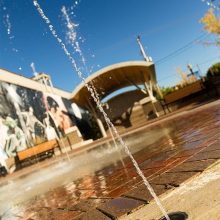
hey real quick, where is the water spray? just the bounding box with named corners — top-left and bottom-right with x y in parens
top-left (33, 1), bottom-right (170, 219)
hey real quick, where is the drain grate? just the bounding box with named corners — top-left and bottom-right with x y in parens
top-left (159, 211), bottom-right (188, 220)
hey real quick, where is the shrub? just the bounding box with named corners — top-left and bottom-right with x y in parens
top-left (160, 86), bottom-right (176, 97)
top-left (207, 62), bottom-right (220, 79)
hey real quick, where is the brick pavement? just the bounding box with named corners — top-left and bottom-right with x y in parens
top-left (2, 101), bottom-right (220, 219)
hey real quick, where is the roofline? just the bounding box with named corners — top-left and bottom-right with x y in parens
top-left (0, 68), bottom-right (72, 99)
top-left (71, 60), bottom-right (154, 98)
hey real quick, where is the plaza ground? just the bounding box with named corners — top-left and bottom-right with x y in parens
top-left (0, 98), bottom-right (220, 220)
top-left (127, 160), bottom-right (220, 220)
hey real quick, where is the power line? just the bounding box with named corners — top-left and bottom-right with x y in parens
top-left (197, 55), bottom-right (220, 65)
top-left (155, 33), bottom-right (208, 65)
top-left (157, 74), bottom-right (178, 82)
top-left (157, 56), bottom-right (220, 83)
top-left (154, 1), bottom-right (219, 66)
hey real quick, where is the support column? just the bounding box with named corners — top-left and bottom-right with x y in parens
top-left (86, 99), bottom-right (107, 138)
top-left (155, 84), bottom-right (163, 99)
top-left (137, 35), bottom-right (159, 117)
top-left (150, 101), bottom-right (159, 117)
top-left (96, 118), bottom-right (107, 138)
top-left (142, 73), bottom-right (159, 117)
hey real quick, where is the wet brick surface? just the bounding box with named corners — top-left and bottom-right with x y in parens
top-left (69, 198), bottom-right (111, 212)
top-left (1, 102), bottom-right (220, 219)
top-left (75, 209), bottom-right (111, 220)
top-left (98, 197), bottom-right (145, 219)
top-left (123, 183), bottom-right (168, 202)
top-left (168, 159), bottom-right (215, 172)
top-left (187, 149), bottom-right (220, 161)
top-left (150, 171), bottom-right (199, 186)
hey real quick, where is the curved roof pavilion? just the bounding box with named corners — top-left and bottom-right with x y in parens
top-left (70, 60), bottom-right (158, 109)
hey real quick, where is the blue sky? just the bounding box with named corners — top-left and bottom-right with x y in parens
top-left (0, 0), bottom-right (219, 92)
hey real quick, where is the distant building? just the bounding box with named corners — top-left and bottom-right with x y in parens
top-left (0, 60), bottom-right (162, 171)
top-left (71, 60), bottom-right (161, 137)
top-left (0, 68), bottom-right (84, 164)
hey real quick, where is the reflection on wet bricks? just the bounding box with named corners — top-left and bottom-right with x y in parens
top-left (1, 101), bottom-right (220, 219)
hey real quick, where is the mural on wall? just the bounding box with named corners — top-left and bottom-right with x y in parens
top-left (0, 81), bottom-right (77, 163)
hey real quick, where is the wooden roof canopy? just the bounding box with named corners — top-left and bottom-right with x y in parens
top-left (70, 61), bottom-right (157, 108)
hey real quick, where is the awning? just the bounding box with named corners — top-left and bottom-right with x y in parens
top-left (70, 61), bottom-right (157, 108)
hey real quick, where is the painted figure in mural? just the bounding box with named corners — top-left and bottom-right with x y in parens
top-left (54, 106), bottom-right (66, 135)
top-left (46, 99), bottom-right (70, 138)
top-left (21, 106), bottom-right (45, 145)
top-left (47, 105), bottom-right (63, 138)
top-left (43, 113), bottom-right (58, 141)
top-left (1, 83), bottom-right (33, 146)
top-left (46, 95), bottom-right (72, 137)
top-left (0, 117), bottom-right (8, 149)
top-left (0, 117), bottom-right (9, 169)
top-left (4, 116), bottom-right (27, 157)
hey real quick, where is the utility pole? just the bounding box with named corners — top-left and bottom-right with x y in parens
top-left (137, 35), bottom-right (152, 62)
top-left (136, 35), bottom-right (159, 117)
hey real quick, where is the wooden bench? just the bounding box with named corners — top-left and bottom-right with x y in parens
top-left (162, 80), bottom-right (204, 112)
top-left (17, 139), bottom-right (59, 162)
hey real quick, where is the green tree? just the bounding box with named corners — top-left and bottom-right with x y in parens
top-left (206, 62), bottom-right (220, 78)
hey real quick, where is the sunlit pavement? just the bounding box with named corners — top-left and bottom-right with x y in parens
top-left (0, 99), bottom-right (220, 219)
top-left (127, 160), bottom-right (220, 220)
